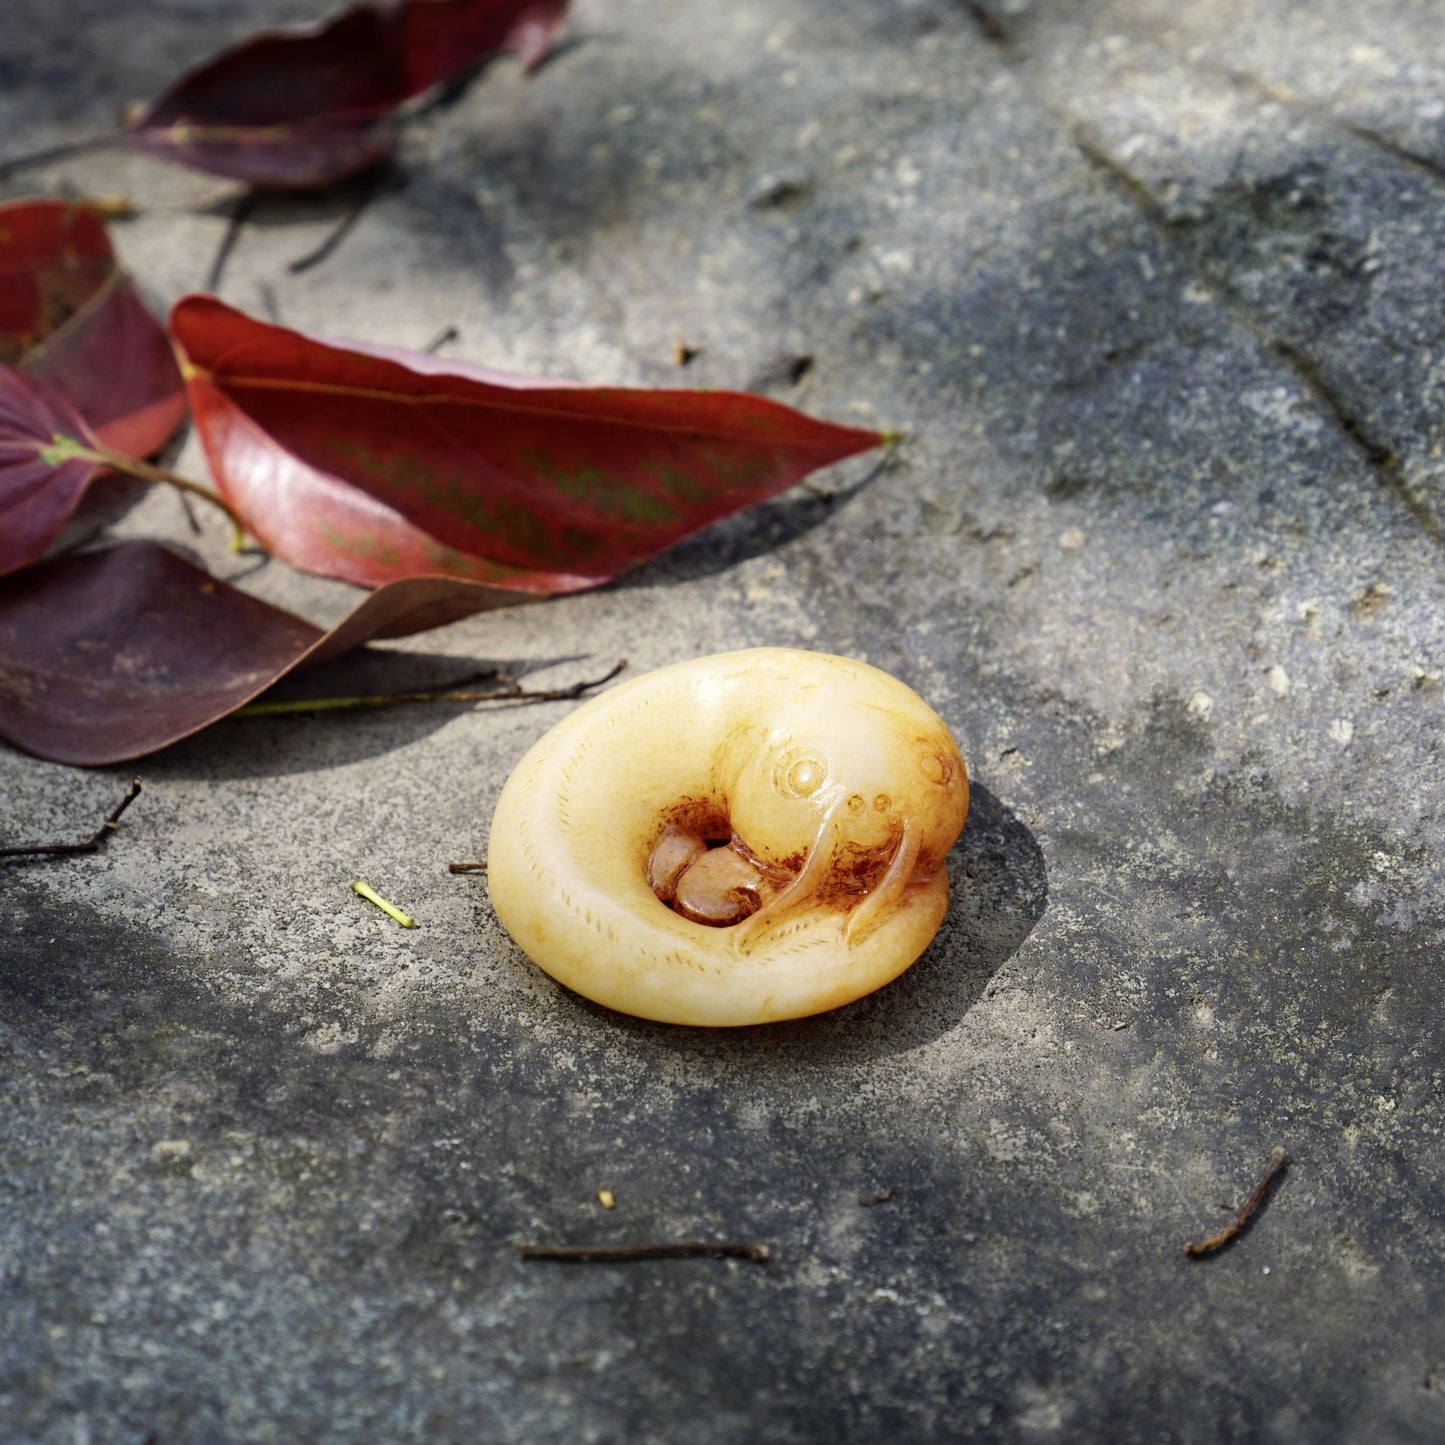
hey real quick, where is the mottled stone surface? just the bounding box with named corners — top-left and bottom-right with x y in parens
top-left (2, 1), bottom-right (1444, 1441)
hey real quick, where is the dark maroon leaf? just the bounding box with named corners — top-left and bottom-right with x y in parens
top-left (0, 198), bottom-right (186, 457)
top-left (401, 0), bottom-right (568, 85)
top-left (0, 541), bottom-right (549, 765)
top-left (0, 365), bottom-right (105, 579)
top-left (122, 0), bottom-right (570, 188)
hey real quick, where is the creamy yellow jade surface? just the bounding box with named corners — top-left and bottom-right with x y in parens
top-left (487, 648), bottom-right (969, 1026)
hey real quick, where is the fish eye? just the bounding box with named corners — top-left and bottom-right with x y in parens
top-left (775, 751), bottom-right (827, 799)
top-left (919, 750), bottom-right (953, 785)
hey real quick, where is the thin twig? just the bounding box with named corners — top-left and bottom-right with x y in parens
top-left (424, 325), bottom-right (460, 355)
top-left (0, 132), bottom-right (125, 180)
top-left (258, 281), bottom-right (283, 325)
top-left (176, 489), bottom-right (203, 536)
top-left (397, 665), bottom-right (506, 694)
top-left (234, 660), bottom-right (626, 718)
top-left (448, 861), bottom-right (488, 874)
top-left (1184, 1148), bottom-right (1288, 1258)
top-left (288, 172), bottom-right (379, 274)
top-left (515, 1241), bottom-right (771, 1264)
top-left (0, 779), bottom-right (142, 860)
top-left (87, 441), bottom-right (246, 545)
top-left (207, 190), bottom-right (260, 293)
top-left (958, 0), bottom-right (1005, 41)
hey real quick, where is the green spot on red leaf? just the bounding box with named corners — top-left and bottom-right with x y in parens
top-left (36, 432), bottom-right (93, 467)
top-left (1, 365), bottom-right (104, 579)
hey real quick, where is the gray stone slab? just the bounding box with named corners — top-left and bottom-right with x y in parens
top-left (3, 1), bottom-right (1444, 1441)
top-left (1014, 1), bottom-right (1445, 539)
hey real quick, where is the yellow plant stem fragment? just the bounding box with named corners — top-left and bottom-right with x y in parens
top-left (351, 878), bottom-right (416, 928)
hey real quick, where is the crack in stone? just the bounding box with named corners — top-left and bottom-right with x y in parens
top-left (1268, 338), bottom-right (1445, 550)
top-left (1069, 123), bottom-right (1445, 556)
top-left (1195, 57), bottom-right (1445, 189)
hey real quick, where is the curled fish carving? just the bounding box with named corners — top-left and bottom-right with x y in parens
top-left (487, 648), bottom-right (969, 1025)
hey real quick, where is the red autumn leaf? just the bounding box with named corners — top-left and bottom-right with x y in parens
top-left (169, 294), bottom-right (884, 600)
top-left (122, 0), bottom-right (569, 189)
top-left (0, 540), bottom-right (552, 766)
top-left (0, 365), bottom-right (107, 579)
top-left (0, 199), bottom-right (185, 458)
top-left (400, 0), bottom-right (567, 89)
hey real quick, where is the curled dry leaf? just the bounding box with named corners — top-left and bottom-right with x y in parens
top-left (122, 0), bottom-right (570, 189)
top-left (169, 294), bottom-right (884, 604)
top-left (0, 540), bottom-right (548, 766)
top-left (0, 198), bottom-right (185, 458)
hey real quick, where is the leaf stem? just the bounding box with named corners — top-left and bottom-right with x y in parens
top-left (233, 661), bottom-right (626, 718)
top-left (87, 440), bottom-right (247, 548)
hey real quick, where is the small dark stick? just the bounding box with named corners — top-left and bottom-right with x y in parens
top-left (288, 170), bottom-right (380, 274)
top-left (516, 1242), bottom-right (771, 1264)
top-left (1184, 1148), bottom-right (1288, 1258)
top-left (959, 0), bottom-right (1005, 41)
top-left (206, 190), bottom-right (261, 292)
top-left (424, 325), bottom-right (460, 355)
top-left (0, 779), bottom-right (143, 860)
top-left (0, 132), bottom-right (125, 181)
top-left (258, 281), bottom-right (284, 325)
top-left (448, 861), bottom-right (488, 874)
top-left (176, 489), bottom-right (203, 535)
top-left (234, 660), bottom-right (626, 718)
